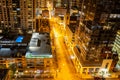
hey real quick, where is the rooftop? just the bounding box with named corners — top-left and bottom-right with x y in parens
top-left (73, 46), bottom-right (102, 67)
top-left (25, 32), bottom-right (52, 58)
top-left (0, 32), bottom-right (31, 57)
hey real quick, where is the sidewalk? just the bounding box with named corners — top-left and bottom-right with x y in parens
top-left (80, 73), bottom-right (119, 80)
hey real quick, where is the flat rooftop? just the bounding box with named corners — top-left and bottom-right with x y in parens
top-left (0, 33), bottom-right (31, 57)
top-left (25, 32), bottom-right (52, 58)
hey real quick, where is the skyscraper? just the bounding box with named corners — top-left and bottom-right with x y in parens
top-left (77, 0), bottom-right (120, 61)
top-left (20, 0), bottom-right (35, 30)
top-left (0, 0), bottom-right (20, 29)
top-left (0, 0), bottom-right (53, 32)
top-left (70, 0), bottom-right (120, 76)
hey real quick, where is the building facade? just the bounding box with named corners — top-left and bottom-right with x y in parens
top-left (68, 0), bottom-right (120, 78)
top-left (0, 0), bottom-right (53, 32)
top-left (0, 0), bottom-right (20, 29)
top-left (112, 30), bottom-right (120, 70)
top-left (76, 0), bottom-right (120, 61)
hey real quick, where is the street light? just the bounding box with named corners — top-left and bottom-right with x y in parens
top-left (70, 55), bottom-right (75, 59)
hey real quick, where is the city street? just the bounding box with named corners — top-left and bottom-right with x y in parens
top-left (0, 0), bottom-right (120, 80)
top-left (52, 23), bottom-right (81, 80)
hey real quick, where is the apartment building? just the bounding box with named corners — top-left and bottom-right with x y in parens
top-left (0, 0), bottom-right (53, 32)
top-left (65, 15), bottom-right (79, 47)
top-left (76, 0), bottom-right (120, 61)
top-left (0, 0), bottom-right (35, 31)
top-left (0, 0), bottom-right (20, 29)
top-left (68, 0), bottom-right (120, 78)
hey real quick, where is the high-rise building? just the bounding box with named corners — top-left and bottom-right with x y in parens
top-left (0, 0), bottom-right (53, 32)
top-left (0, 0), bottom-right (35, 30)
top-left (20, 0), bottom-right (37, 31)
top-left (69, 0), bottom-right (120, 78)
top-left (76, 0), bottom-right (120, 60)
top-left (0, 0), bottom-right (20, 29)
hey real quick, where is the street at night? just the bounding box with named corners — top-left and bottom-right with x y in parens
top-left (52, 23), bottom-right (81, 80)
top-left (0, 0), bottom-right (120, 80)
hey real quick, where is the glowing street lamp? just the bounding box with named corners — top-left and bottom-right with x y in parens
top-left (70, 55), bottom-right (75, 59)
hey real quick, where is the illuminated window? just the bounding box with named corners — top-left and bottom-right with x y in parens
top-left (110, 14), bottom-right (120, 18)
top-left (103, 26), bottom-right (111, 30)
